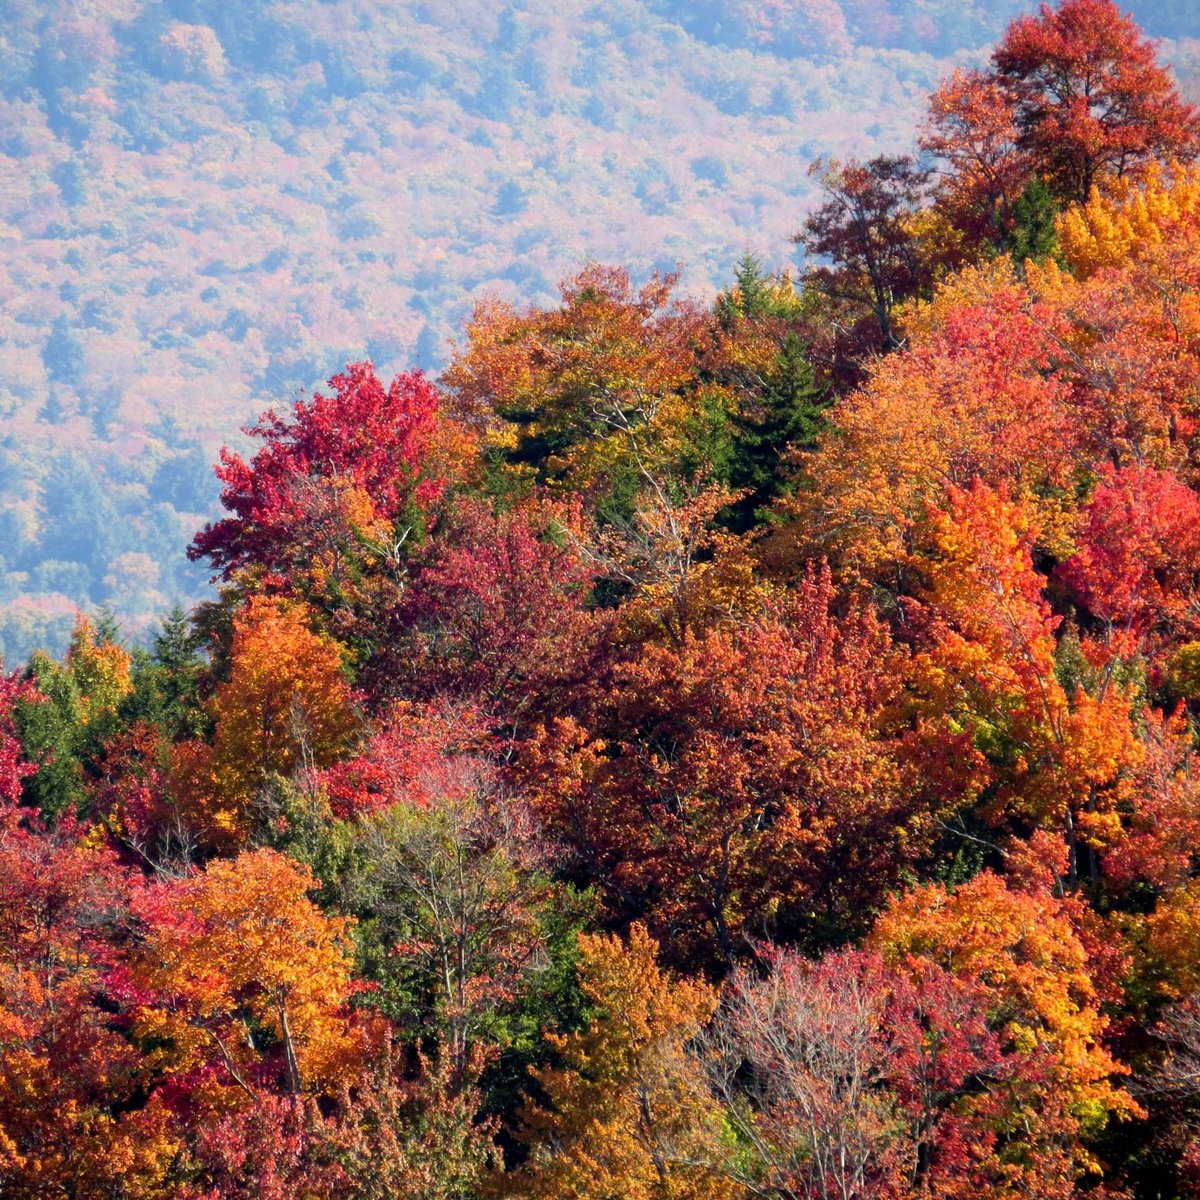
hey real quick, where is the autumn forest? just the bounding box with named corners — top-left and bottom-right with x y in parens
top-left (8, 0), bottom-right (1200, 1196)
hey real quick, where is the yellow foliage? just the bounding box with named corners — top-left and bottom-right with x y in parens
top-left (511, 924), bottom-right (741, 1200)
top-left (1057, 164), bottom-right (1200, 279)
top-left (65, 616), bottom-right (133, 725)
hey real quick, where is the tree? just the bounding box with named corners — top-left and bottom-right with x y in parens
top-left (704, 944), bottom-right (1067, 1200)
top-left (382, 497), bottom-right (608, 731)
top-left (705, 947), bottom-right (902, 1200)
top-left (121, 605), bottom-right (208, 741)
top-left (508, 924), bottom-right (738, 1200)
top-left (189, 362), bottom-right (446, 587)
top-left (713, 255), bottom-right (830, 529)
top-left (795, 156), bottom-right (932, 353)
top-left (173, 596), bottom-right (359, 845)
top-left (1058, 464), bottom-right (1200, 654)
top-left (0, 671), bottom-right (37, 806)
top-left (1101, 707), bottom-right (1200, 893)
top-left (0, 806), bottom-right (176, 1199)
top-left (63, 614), bottom-right (133, 727)
top-left (901, 483), bottom-right (1147, 886)
top-left (773, 265), bottom-right (1079, 592)
top-left (180, 1090), bottom-right (348, 1200)
top-left (326, 1042), bottom-right (498, 1200)
top-left (1007, 176), bottom-right (1060, 264)
top-left (993, 0), bottom-right (1200, 204)
top-left (921, 68), bottom-right (1029, 255)
top-left (130, 848), bottom-right (364, 1098)
top-left (521, 565), bottom-right (912, 964)
top-left (442, 265), bottom-right (734, 512)
top-left (871, 871), bottom-right (1138, 1194)
top-left (1055, 163), bottom-right (1200, 279)
top-left (724, 332), bottom-right (827, 531)
top-left (16, 617), bottom-right (134, 822)
top-left (349, 778), bottom-right (548, 1081)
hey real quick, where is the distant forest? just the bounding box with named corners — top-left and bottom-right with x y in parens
top-left (1, 0), bottom-right (1197, 661)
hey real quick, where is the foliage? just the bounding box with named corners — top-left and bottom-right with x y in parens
top-left (795, 155), bottom-right (932, 354)
top-left (130, 848), bottom-right (363, 1097)
top-left (174, 595), bottom-right (359, 844)
top-left (508, 924), bottom-right (737, 1200)
top-left (5, 4), bottom-right (1200, 1195)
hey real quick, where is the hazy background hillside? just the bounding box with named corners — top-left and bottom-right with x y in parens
top-left (0, 0), bottom-right (1196, 660)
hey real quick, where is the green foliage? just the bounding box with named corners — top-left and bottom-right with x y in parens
top-left (725, 333), bottom-right (828, 530)
top-left (121, 607), bottom-right (208, 739)
top-left (1007, 176), bottom-right (1061, 266)
top-left (15, 650), bottom-right (86, 819)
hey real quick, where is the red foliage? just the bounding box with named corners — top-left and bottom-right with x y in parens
top-left (994, 0), bottom-right (1200, 202)
top-left (381, 497), bottom-right (609, 730)
top-left (189, 362), bottom-right (444, 581)
top-left (0, 671), bottom-right (37, 809)
top-left (521, 564), bottom-right (914, 961)
top-left (1058, 464), bottom-right (1200, 650)
top-left (318, 699), bottom-right (494, 819)
top-left (186, 1092), bottom-right (348, 1200)
top-left (89, 721), bottom-right (189, 868)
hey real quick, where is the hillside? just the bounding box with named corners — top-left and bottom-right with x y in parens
top-left (9, 0), bottom-right (1200, 1193)
top-left (0, 0), bottom-right (1197, 661)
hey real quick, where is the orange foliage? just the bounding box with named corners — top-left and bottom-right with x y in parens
top-left (774, 267), bottom-right (1079, 587)
top-left (510, 924), bottom-right (736, 1200)
top-left (172, 596), bottom-right (359, 844)
top-left (872, 872), bottom-right (1138, 1185)
top-left (901, 484), bottom-right (1146, 881)
top-left (131, 849), bottom-right (365, 1098)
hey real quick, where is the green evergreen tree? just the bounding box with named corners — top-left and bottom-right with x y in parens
top-left (725, 332), bottom-right (828, 531)
top-left (1007, 176), bottom-right (1060, 267)
top-left (122, 605), bottom-right (208, 739)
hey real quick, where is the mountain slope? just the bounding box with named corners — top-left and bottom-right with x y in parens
top-left (0, 0), bottom-right (1194, 658)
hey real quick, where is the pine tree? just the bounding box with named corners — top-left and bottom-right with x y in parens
top-left (1007, 177), bottom-right (1060, 266)
top-left (725, 332), bottom-right (828, 531)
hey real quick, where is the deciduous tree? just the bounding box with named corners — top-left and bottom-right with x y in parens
top-left (871, 870), bottom-right (1137, 1194)
top-left (994, 0), bottom-right (1200, 203)
top-left (509, 924), bottom-right (737, 1200)
top-left (130, 848), bottom-right (364, 1099)
top-left (521, 565), bottom-right (911, 963)
top-left (794, 156), bottom-right (932, 353)
top-left (174, 596), bottom-right (359, 844)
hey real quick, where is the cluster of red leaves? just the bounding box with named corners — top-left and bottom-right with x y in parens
top-left (189, 362), bottom-right (444, 581)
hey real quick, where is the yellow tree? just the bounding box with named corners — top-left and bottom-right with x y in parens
top-left (1057, 164), bottom-right (1200, 280)
top-left (64, 615), bottom-right (133, 726)
top-left (509, 924), bottom-right (741, 1200)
